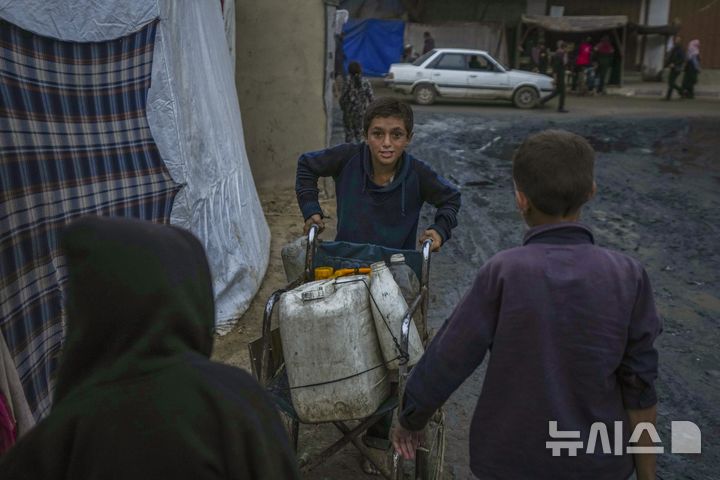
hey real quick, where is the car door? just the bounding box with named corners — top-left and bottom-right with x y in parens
top-left (426, 53), bottom-right (468, 98)
top-left (465, 54), bottom-right (511, 99)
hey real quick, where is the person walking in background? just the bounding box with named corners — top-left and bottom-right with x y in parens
top-left (0, 217), bottom-right (300, 480)
top-left (402, 43), bottom-right (417, 63)
top-left (572, 36), bottom-right (594, 92)
top-left (340, 61), bottom-right (374, 143)
top-left (422, 31), bottom-right (435, 54)
top-left (539, 41), bottom-right (569, 113)
top-left (594, 35), bottom-right (615, 94)
top-left (536, 40), bottom-right (549, 74)
top-left (665, 35), bottom-right (685, 100)
top-left (530, 40), bottom-right (542, 72)
top-left (681, 39), bottom-right (701, 99)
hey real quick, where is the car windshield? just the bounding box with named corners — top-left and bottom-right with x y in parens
top-left (412, 50), bottom-right (436, 66)
top-left (491, 56), bottom-right (510, 71)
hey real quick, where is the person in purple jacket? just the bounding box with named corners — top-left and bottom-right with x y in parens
top-left (392, 130), bottom-right (661, 480)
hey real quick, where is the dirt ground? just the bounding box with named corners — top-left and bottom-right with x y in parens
top-left (213, 93), bottom-right (720, 480)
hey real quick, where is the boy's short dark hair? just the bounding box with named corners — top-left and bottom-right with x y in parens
top-left (512, 130), bottom-right (595, 216)
top-left (363, 98), bottom-right (414, 135)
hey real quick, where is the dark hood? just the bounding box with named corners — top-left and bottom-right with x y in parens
top-left (361, 144), bottom-right (413, 215)
top-left (361, 143), bottom-right (412, 193)
top-left (54, 216), bottom-right (214, 403)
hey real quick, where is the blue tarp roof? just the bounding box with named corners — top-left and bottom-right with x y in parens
top-left (343, 19), bottom-right (405, 77)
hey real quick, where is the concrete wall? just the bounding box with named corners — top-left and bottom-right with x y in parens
top-left (671, 0), bottom-right (720, 68)
top-left (234, 1), bottom-right (328, 189)
top-left (526, 0), bottom-right (547, 16)
top-left (422, 0), bottom-right (526, 23)
top-left (406, 22), bottom-right (509, 65)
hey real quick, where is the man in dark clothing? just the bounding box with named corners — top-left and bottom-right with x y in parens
top-left (681, 39), bottom-right (701, 99)
top-left (0, 217), bottom-right (299, 480)
top-left (594, 35), bottom-right (615, 94)
top-left (539, 41), bottom-right (569, 112)
top-left (296, 98), bottom-right (460, 252)
top-left (536, 40), bottom-right (549, 74)
top-left (422, 31), bottom-right (435, 54)
top-left (665, 36), bottom-right (685, 100)
top-left (392, 130), bottom-right (661, 480)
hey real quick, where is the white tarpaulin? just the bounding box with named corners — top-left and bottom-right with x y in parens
top-left (0, 0), bottom-right (270, 334)
top-left (222, 0), bottom-right (236, 73)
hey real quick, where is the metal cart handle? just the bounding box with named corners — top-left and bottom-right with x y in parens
top-left (305, 225), bottom-right (433, 283)
top-left (304, 223), bottom-right (320, 282)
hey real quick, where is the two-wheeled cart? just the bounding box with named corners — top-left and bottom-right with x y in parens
top-left (249, 225), bottom-right (445, 479)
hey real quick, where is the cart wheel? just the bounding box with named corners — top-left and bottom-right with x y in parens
top-left (513, 86), bottom-right (538, 109)
top-left (413, 84), bottom-right (436, 105)
top-left (416, 409), bottom-right (446, 480)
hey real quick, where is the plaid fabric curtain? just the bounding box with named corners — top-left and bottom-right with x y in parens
top-left (0, 19), bottom-right (180, 419)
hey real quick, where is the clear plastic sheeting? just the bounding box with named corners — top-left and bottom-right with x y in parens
top-left (0, 0), bottom-right (158, 41)
top-left (0, 0), bottom-right (271, 334)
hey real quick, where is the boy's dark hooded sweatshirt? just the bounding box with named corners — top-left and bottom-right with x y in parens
top-left (0, 217), bottom-right (299, 480)
top-left (296, 143), bottom-right (460, 249)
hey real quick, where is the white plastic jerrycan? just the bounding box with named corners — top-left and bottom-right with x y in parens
top-left (278, 275), bottom-right (390, 422)
top-left (369, 261), bottom-right (424, 369)
top-left (388, 253), bottom-right (420, 307)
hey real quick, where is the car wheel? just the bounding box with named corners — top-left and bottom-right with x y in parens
top-left (513, 86), bottom-right (538, 109)
top-left (414, 85), bottom-right (436, 105)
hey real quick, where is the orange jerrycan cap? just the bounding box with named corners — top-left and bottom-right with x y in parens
top-left (314, 266), bottom-right (334, 280)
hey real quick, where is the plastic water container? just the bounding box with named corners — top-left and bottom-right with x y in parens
top-left (281, 236), bottom-right (307, 283)
top-left (389, 254), bottom-right (420, 308)
top-left (278, 275), bottom-right (390, 423)
top-left (369, 261), bottom-right (424, 369)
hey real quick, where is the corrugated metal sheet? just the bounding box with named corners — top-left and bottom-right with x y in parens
top-left (546, 0), bottom-right (642, 20)
top-left (671, 0), bottom-right (720, 68)
top-left (521, 15), bottom-right (628, 32)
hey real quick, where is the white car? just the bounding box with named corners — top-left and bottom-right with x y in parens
top-left (385, 48), bottom-right (554, 108)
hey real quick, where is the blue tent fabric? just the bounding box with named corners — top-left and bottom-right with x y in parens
top-left (343, 19), bottom-right (405, 77)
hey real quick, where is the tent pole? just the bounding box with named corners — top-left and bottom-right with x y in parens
top-left (515, 22), bottom-right (523, 68)
top-left (517, 24), bottom-right (535, 69)
top-left (621, 25), bottom-right (626, 86)
top-left (495, 20), bottom-right (506, 63)
top-left (611, 28), bottom-right (624, 87)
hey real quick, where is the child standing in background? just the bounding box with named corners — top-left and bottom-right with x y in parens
top-left (340, 61), bottom-right (374, 143)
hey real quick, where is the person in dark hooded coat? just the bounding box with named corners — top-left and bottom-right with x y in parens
top-left (0, 216), bottom-right (299, 480)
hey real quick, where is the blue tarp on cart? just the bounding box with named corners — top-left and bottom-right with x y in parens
top-left (313, 241), bottom-right (422, 281)
top-left (343, 19), bottom-right (405, 77)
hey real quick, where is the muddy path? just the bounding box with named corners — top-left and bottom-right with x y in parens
top-left (214, 106), bottom-right (719, 479)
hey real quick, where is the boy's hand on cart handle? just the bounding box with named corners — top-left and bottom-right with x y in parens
top-left (391, 424), bottom-right (423, 460)
top-left (419, 229), bottom-right (442, 252)
top-left (303, 214), bottom-right (325, 235)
